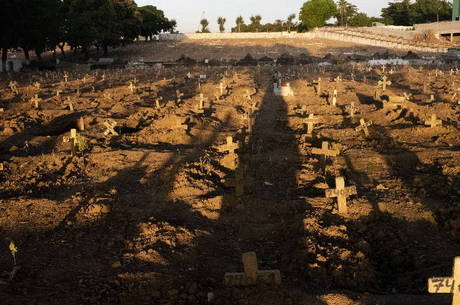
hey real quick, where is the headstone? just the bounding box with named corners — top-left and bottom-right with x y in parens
top-left (224, 252), bottom-right (281, 286)
top-left (428, 257), bottom-right (460, 305)
top-left (325, 176), bottom-right (357, 215)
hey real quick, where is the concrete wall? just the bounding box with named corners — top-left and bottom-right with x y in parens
top-left (159, 32), bottom-right (316, 41)
top-left (415, 21), bottom-right (460, 35)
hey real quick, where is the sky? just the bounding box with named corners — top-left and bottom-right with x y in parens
top-left (136, 0), bottom-right (393, 33)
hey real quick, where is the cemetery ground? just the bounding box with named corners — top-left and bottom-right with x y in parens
top-left (0, 40), bottom-right (460, 305)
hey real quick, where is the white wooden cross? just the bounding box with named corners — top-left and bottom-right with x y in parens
top-left (103, 120), bottom-right (119, 136)
top-left (218, 136), bottom-right (240, 154)
top-left (378, 76), bottom-right (392, 91)
top-left (355, 118), bottom-right (372, 137)
top-left (325, 176), bottom-right (357, 215)
top-left (63, 72), bottom-right (69, 83)
top-left (224, 252), bottom-right (281, 287)
top-left (345, 102), bottom-right (359, 117)
top-left (128, 81), bottom-right (136, 93)
top-left (425, 114), bottom-right (442, 128)
top-left (428, 257), bottom-right (460, 305)
top-left (304, 114), bottom-right (320, 135)
top-left (56, 89), bottom-right (62, 97)
top-left (218, 82), bottom-right (226, 96)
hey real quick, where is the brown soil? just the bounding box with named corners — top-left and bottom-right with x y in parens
top-left (0, 39), bottom-right (459, 305)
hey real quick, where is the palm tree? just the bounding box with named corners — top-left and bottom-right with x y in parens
top-left (200, 18), bottom-right (209, 33)
top-left (249, 15), bottom-right (262, 32)
top-left (217, 17), bottom-right (226, 33)
top-left (286, 14), bottom-right (296, 32)
top-left (336, 0), bottom-right (357, 27)
top-left (235, 16), bottom-right (244, 32)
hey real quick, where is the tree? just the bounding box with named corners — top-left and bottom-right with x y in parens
top-left (411, 0), bottom-right (451, 24)
top-left (235, 16), bottom-right (244, 32)
top-left (200, 18), bottom-right (210, 33)
top-left (381, 0), bottom-right (413, 26)
top-left (249, 15), bottom-right (262, 32)
top-left (286, 14), bottom-right (297, 32)
top-left (217, 17), bottom-right (226, 33)
top-left (139, 5), bottom-right (175, 40)
top-left (299, 0), bottom-right (337, 29)
top-left (348, 12), bottom-right (371, 27)
top-left (336, 0), bottom-right (358, 26)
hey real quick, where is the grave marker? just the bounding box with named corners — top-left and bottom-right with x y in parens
top-left (9, 81), bottom-right (18, 95)
top-left (31, 94), bottom-right (41, 109)
top-left (428, 257), bottom-right (460, 305)
top-left (295, 105), bottom-right (308, 117)
top-left (425, 114), bottom-right (442, 128)
top-left (325, 176), bottom-right (357, 215)
top-left (312, 78), bottom-right (322, 96)
top-left (345, 102), bottom-right (359, 117)
top-left (331, 89), bottom-right (338, 106)
top-left (304, 114), bottom-right (320, 135)
top-left (355, 118), bottom-right (372, 137)
top-left (218, 136), bottom-right (240, 154)
top-left (103, 120), bottom-right (119, 136)
top-left (378, 76), bottom-right (392, 91)
top-left (224, 252), bottom-right (281, 286)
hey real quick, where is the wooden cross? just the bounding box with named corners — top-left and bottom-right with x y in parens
top-left (176, 90), bottom-right (184, 103)
top-left (312, 141), bottom-right (339, 158)
top-left (66, 97), bottom-right (74, 111)
top-left (430, 94), bottom-right (435, 102)
top-left (33, 81), bottom-right (41, 91)
top-left (312, 78), bottom-right (321, 96)
top-left (296, 105), bottom-right (308, 117)
top-left (103, 120), bottom-right (119, 136)
top-left (331, 89), bottom-right (338, 106)
top-left (155, 97), bottom-right (163, 109)
top-left (9, 81), bottom-right (18, 94)
top-left (378, 76), bottom-right (392, 91)
top-left (304, 114), bottom-right (320, 135)
top-left (218, 136), bottom-right (240, 154)
top-left (128, 81), bottom-right (136, 93)
top-left (428, 257), bottom-right (460, 305)
top-left (31, 94), bottom-right (41, 109)
top-left (218, 82), bottom-right (226, 96)
top-left (425, 114), bottom-right (442, 128)
top-left (63, 72), bottom-right (69, 83)
top-left (355, 118), bottom-right (372, 137)
top-left (345, 102), bottom-right (359, 117)
top-left (325, 176), bottom-right (357, 215)
top-left (56, 89), bottom-right (62, 97)
top-left (224, 252), bottom-right (281, 287)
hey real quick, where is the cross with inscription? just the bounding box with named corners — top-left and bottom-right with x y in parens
top-left (428, 257), bottom-right (460, 305)
top-left (224, 252), bottom-right (281, 287)
top-left (325, 176), bottom-right (357, 215)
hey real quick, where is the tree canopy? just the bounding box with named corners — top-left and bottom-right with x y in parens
top-left (299, 0), bottom-right (337, 29)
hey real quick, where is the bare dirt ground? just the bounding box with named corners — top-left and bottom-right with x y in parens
top-left (0, 39), bottom-right (459, 305)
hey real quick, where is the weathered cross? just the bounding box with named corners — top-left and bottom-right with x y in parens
top-left (428, 257), bottom-right (460, 305)
top-left (355, 118), bottom-right (372, 137)
top-left (176, 90), bottom-right (184, 104)
top-left (63, 72), bottom-right (69, 83)
top-left (378, 76), bottom-right (392, 91)
top-left (33, 81), bottom-right (41, 91)
top-left (31, 94), bottom-right (42, 109)
top-left (224, 252), bottom-right (281, 287)
top-left (218, 82), bottom-right (226, 96)
top-left (295, 105), bottom-right (308, 117)
top-left (331, 89), bottom-right (338, 106)
top-left (218, 136), bottom-right (240, 154)
top-left (304, 114), bottom-right (320, 135)
top-left (56, 89), bottom-right (62, 97)
top-left (345, 102), bottom-right (359, 117)
top-left (66, 97), bottom-right (74, 111)
top-left (128, 81), bottom-right (136, 93)
top-left (425, 114), bottom-right (442, 128)
top-left (312, 141), bottom-right (340, 158)
top-left (103, 120), bottom-right (119, 136)
top-left (325, 176), bottom-right (357, 215)
top-left (155, 97), bottom-right (163, 109)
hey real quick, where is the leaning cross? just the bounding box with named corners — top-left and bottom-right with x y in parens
top-left (428, 257), bottom-right (460, 305)
top-left (304, 114), bottom-right (320, 135)
top-left (378, 76), bottom-right (392, 91)
top-left (103, 121), bottom-right (119, 136)
top-left (425, 114), bottom-right (442, 128)
top-left (218, 136), bottom-right (240, 154)
top-left (325, 176), bottom-right (357, 215)
top-left (224, 252), bottom-right (281, 287)
top-left (355, 118), bottom-right (372, 137)
top-left (345, 102), bottom-right (359, 117)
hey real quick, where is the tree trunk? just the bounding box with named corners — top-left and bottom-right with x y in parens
top-left (35, 49), bottom-right (42, 61)
top-left (23, 48), bottom-right (30, 65)
top-left (103, 44), bottom-right (108, 57)
top-left (96, 45), bottom-right (100, 55)
top-left (1, 48), bottom-right (7, 72)
top-left (58, 44), bottom-right (66, 58)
